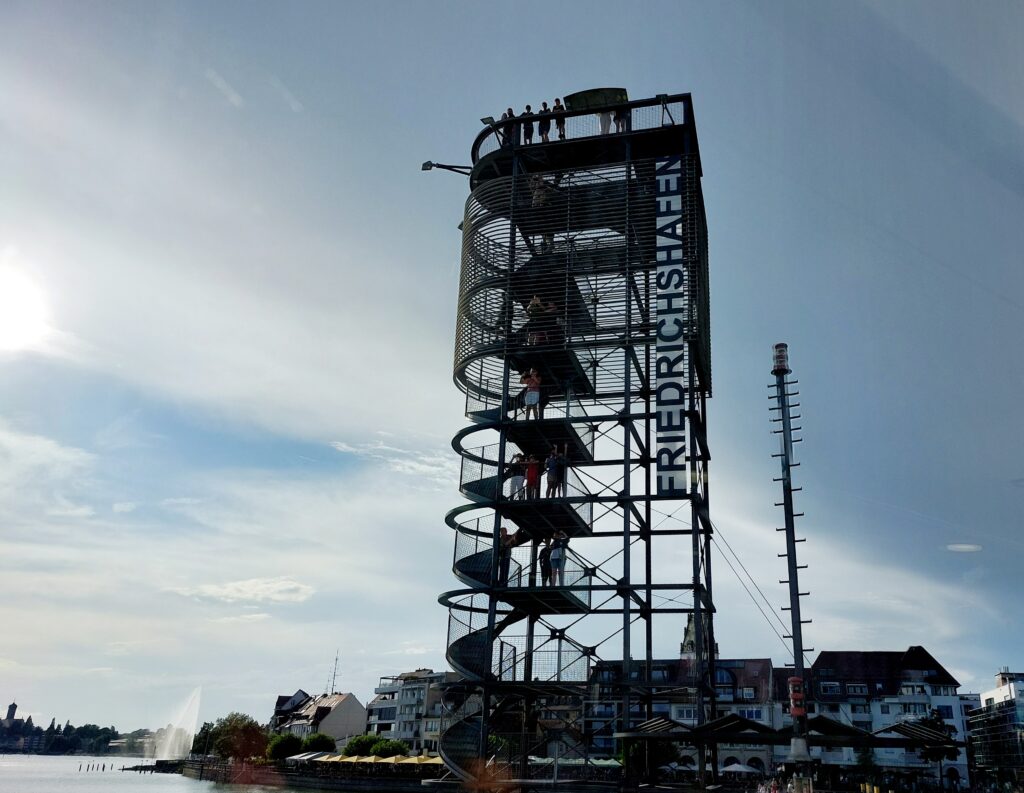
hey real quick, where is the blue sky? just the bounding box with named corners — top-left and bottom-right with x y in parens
top-left (0, 0), bottom-right (1022, 730)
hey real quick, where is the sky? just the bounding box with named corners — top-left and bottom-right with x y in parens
top-left (0, 0), bottom-right (1022, 732)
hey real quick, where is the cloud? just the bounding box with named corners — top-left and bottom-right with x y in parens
top-left (209, 613), bottom-right (271, 624)
top-left (95, 411), bottom-right (163, 451)
top-left (112, 502), bottom-right (137, 513)
top-left (160, 497), bottom-right (202, 507)
top-left (46, 494), bottom-right (95, 518)
top-left (0, 419), bottom-right (96, 524)
top-left (269, 75), bottom-right (303, 113)
top-left (329, 439), bottom-right (458, 488)
top-left (170, 577), bottom-right (314, 604)
top-left (946, 543), bottom-right (983, 553)
top-left (204, 68), bottom-right (244, 108)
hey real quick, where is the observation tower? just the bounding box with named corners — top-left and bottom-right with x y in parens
top-left (438, 89), bottom-right (714, 785)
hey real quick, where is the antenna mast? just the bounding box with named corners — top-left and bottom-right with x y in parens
top-left (326, 650), bottom-right (339, 694)
top-left (770, 343), bottom-right (813, 776)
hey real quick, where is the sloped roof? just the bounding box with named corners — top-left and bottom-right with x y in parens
top-left (810, 646), bottom-right (959, 694)
top-left (875, 720), bottom-right (958, 746)
top-left (292, 693), bottom-right (354, 720)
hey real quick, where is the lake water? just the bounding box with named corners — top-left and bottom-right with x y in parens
top-left (0, 754), bottom-right (310, 793)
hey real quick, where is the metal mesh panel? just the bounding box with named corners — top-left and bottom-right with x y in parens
top-left (454, 154), bottom-right (709, 400)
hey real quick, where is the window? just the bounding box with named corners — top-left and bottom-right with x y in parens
top-left (880, 704), bottom-right (890, 714)
top-left (853, 720), bottom-right (872, 732)
top-left (820, 682), bottom-right (840, 695)
top-left (847, 684), bottom-right (868, 695)
top-left (737, 708), bottom-right (763, 721)
top-left (741, 687), bottom-right (756, 700)
top-left (851, 704), bottom-right (870, 714)
top-left (674, 707), bottom-right (696, 720)
top-left (902, 703), bottom-right (927, 716)
top-left (936, 705), bottom-right (954, 720)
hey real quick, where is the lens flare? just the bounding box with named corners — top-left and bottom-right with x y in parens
top-left (0, 266), bottom-right (51, 352)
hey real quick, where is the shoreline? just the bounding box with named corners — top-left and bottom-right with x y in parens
top-left (182, 759), bottom-right (446, 791)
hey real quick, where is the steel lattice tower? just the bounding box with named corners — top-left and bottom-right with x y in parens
top-left (438, 90), bottom-right (714, 786)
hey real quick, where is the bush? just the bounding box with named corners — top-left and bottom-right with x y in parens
top-left (266, 733), bottom-right (303, 761)
top-left (343, 734), bottom-right (379, 756)
top-left (369, 738), bottom-right (409, 758)
top-left (302, 733), bottom-right (337, 753)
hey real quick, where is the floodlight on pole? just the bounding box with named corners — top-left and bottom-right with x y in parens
top-left (421, 161), bottom-right (471, 176)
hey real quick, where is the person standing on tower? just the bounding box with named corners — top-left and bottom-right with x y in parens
top-left (553, 98), bottom-right (566, 139)
top-left (545, 446), bottom-right (560, 498)
top-left (538, 101), bottom-right (552, 142)
top-left (521, 105), bottom-right (534, 145)
top-left (501, 107), bottom-right (517, 146)
top-left (549, 530), bottom-right (569, 586)
top-left (525, 454), bottom-right (541, 500)
top-left (521, 368), bottom-right (542, 420)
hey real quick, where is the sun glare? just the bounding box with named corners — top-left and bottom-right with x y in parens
top-left (0, 266), bottom-right (51, 352)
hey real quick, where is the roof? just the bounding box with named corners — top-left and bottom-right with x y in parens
top-left (274, 689), bottom-right (311, 713)
top-left (292, 693), bottom-right (355, 719)
top-left (811, 646), bottom-right (959, 695)
top-left (618, 714), bottom-right (961, 749)
top-left (875, 721), bottom-right (959, 747)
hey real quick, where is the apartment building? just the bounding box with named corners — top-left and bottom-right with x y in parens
top-left (366, 668), bottom-right (459, 755)
top-left (968, 668), bottom-right (1024, 783)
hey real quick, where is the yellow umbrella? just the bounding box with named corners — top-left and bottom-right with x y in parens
top-left (376, 755), bottom-right (404, 764)
top-left (423, 756), bottom-right (446, 765)
top-left (359, 755), bottom-right (384, 763)
top-left (398, 756), bottom-right (429, 764)
top-left (313, 754), bottom-right (341, 763)
top-left (338, 755), bottom-right (363, 763)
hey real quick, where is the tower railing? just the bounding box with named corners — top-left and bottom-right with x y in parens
top-left (472, 96), bottom-right (690, 162)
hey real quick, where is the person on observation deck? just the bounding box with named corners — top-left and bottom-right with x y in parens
top-left (521, 105), bottom-right (534, 145)
top-left (498, 526), bottom-right (513, 586)
top-left (507, 453), bottom-right (525, 500)
top-left (538, 101), bottom-right (552, 143)
top-left (614, 107), bottom-right (629, 133)
top-left (525, 454), bottom-right (541, 500)
top-left (545, 446), bottom-right (560, 498)
top-left (555, 444), bottom-right (569, 497)
top-left (549, 530), bottom-right (569, 587)
top-left (538, 537), bottom-right (552, 587)
top-left (500, 107), bottom-right (517, 146)
top-left (520, 367), bottom-right (542, 420)
top-left (553, 98), bottom-right (566, 140)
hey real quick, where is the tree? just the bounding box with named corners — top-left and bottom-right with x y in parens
top-left (856, 745), bottom-right (879, 780)
top-left (916, 709), bottom-right (959, 788)
top-left (618, 738), bottom-right (680, 780)
top-left (302, 733), bottom-right (337, 753)
top-left (266, 732), bottom-right (304, 760)
top-left (343, 734), bottom-right (380, 756)
top-left (192, 722), bottom-right (215, 755)
top-left (369, 738), bottom-right (410, 758)
top-left (211, 713), bottom-right (268, 760)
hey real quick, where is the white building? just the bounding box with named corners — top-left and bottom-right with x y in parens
top-left (273, 691), bottom-right (366, 749)
top-left (771, 646), bottom-right (976, 785)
